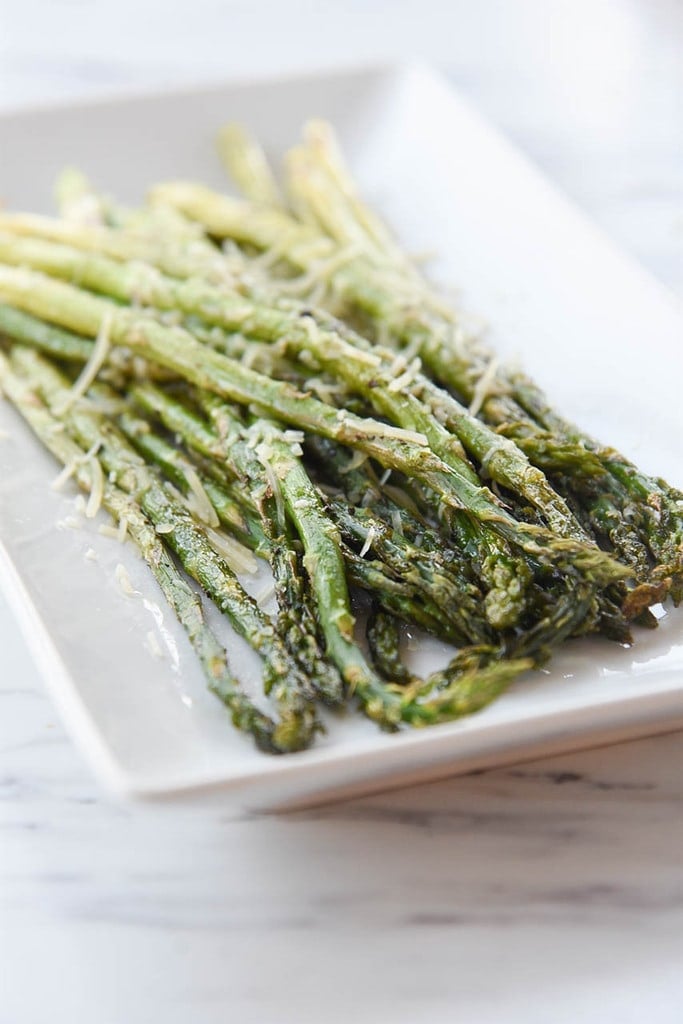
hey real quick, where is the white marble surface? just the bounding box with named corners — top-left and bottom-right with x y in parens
top-left (1, 1), bottom-right (682, 1021)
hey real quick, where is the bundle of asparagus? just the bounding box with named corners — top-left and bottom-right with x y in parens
top-left (0, 121), bottom-right (680, 754)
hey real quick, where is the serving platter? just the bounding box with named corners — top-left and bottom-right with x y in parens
top-left (1, 63), bottom-right (681, 808)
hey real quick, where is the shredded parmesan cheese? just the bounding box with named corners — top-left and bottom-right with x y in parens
top-left (241, 344), bottom-right (265, 370)
top-left (84, 547), bottom-right (98, 562)
top-left (301, 314), bottom-right (380, 368)
top-left (303, 551), bottom-right (319, 577)
top-left (277, 242), bottom-right (362, 296)
top-left (340, 450), bottom-right (369, 475)
top-left (144, 630), bottom-right (163, 658)
top-left (55, 312), bottom-right (113, 414)
top-left (359, 525), bottom-right (377, 558)
top-left (115, 563), bottom-right (137, 596)
top-left (306, 280), bottom-right (327, 307)
top-left (85, 457), bottom-right (104, 519)
top-left (98, 524), bottom-right (121, 539)
top-left (184, 466), bottom-right (220, 528)
top-left (56, 515), bottom-right (82, 531)
top-left (387, 353), bottom-right (407, 377)
top-left (205, 528), bottom-right (258, 575)
top-left (387, 357), bottom-right (422, 394)
top-left (469, 356), bottom-right (501, 417)
top-left (479, 437), bottom-right (514, 476)
top-left (304, 378), bottom-right (347, 403)
top-left (51, 440), bottom-right (101, 491)
top-left (348, 419), bottom-right (428, 446)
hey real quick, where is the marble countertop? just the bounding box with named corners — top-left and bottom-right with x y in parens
top-left (1, 2), bottom-right (681, 1021)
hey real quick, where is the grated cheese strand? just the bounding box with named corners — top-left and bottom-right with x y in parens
top-left (387, 357), bottom-right (422, 394)
top-left (144, 630), bottom-right (164, 659)
top-left (479, 436), bottom-right (515, 476)
top-left (205, 527), bottom-right (258, 575)
top-left (54, 311), bottom-right (113, 415)
top-left (115, 562), bottom-right (137, 597)
top-left (50, 440), bottom-right (101, 491)
top-left (184, 466), bottom-right (220, 528)
top-left (98, 524), bottom-right (120, 539)
top-left (302, 315), bottom-right (380, 368)
top-left (85, 457), bottom-right (104, 519)
top-left (349, 419), bottom-right (429, 447)
top-left (359, 524), bottom-right (377, 558)
top-left (339, 450), bottom-right (369, 475)
top-left (468, 356), bottom-right (501, 417)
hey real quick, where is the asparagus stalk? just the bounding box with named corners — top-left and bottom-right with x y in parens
top-left (0, 296), bottom-right (468, 646)
top-left (54, 168), bottom-right (110, 226)
top-left (344, 548), bottom-right (468, 643)
top-left (0, 350), bottom-right (287, 752)
top-left (133, 382), bottom-right (411, 712)
top-left (267, 537), bottom-right (347, 704)
top-left (0, 296), bottom-right (626, 712)
top-left (0, 299), bottom-right (461, 688)
top-left (151, 169), bottom-right (683, 599)
top-left (366, 607), bottom-right (412, 685)
top-left (0, 259), bottom-right (633, 687)
top-left (0, 301), bottom-right (92, 362)
top-left (0, 230), bottom-right (586, 540)
top-left (116, 408), bottom-right (265, 553)
top-left (0, 264), bottom-right (627, 589)
top-left (129, 381), bottom-right (466, 651)
top-left (134, 381), bottom-right (403, 719)
top-left (217, 124), bottom-right (283, 206)
top-left (0, 214), bottom-right (238, 287)
top-left (0, 300), bottom-right (537, 727)
top-left (70, 356), bottom-right (532, 724)
top-left (4, 216), bottom-right (662, 586)
top-left (8, 344), bottom-right (321, 750)
top-left (3, 125), bottom-right (674, 749)
top-left (286, 125), bottom-right (683, 599)
top-left (291, 120), bottom-right (413, 266)
top-left (124, 390), bottom-right (346, 706)
top-left (329, 498), bottom-right (493, 646)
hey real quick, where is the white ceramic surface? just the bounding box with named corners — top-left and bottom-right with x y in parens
top-left (1, 64), bottom-right (681, 807)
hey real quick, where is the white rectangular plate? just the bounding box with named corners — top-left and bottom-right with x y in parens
top-left (1, 64), bottom-right (682, 809)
